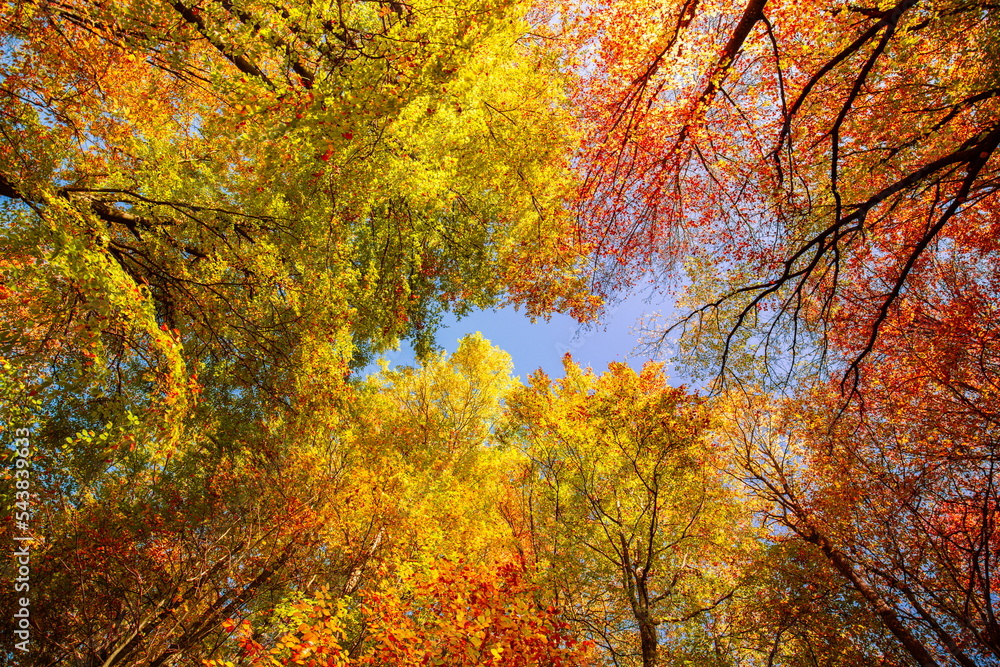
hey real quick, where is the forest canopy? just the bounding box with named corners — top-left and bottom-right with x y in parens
top-left (1, 0), bottom-right (998, 666)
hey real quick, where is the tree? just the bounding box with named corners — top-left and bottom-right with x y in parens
top-left (202, 335), bottom-right (591, 666)
top-left (317, 333), bottom-right (524, 586)
top-left (551, 2), bottom-right (1000, 660)
top-left (719, 384), bottom-right (1000, 666)
top-left (504, 357), bottom-right (751, 667)
top-left (1, 1), bottom-right (596, 662)
top-left (214, 559), bottom-right (594, 667)
top-left (729, 539), bottom-right (913, 667)
top-left (0, 425), bottom-right (336, 666)
top-left (0, 0), bottom-right (597, 438)
top-left (555, 0), bottom-right (999, 392)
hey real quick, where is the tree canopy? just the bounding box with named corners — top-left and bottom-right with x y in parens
top-left (2, 0), bottom-right (999, 666)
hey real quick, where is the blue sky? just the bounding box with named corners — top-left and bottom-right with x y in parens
top-left (378, 286), bottom-right (689, 383)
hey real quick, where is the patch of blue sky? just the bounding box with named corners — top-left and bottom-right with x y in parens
top-left (373, 283), bottom-right (695, 385)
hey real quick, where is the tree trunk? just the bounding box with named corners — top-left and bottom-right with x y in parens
top-left (639, 618), bottom-right (659, 667)
top-left (801, 527), bottom-right (942, 667)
